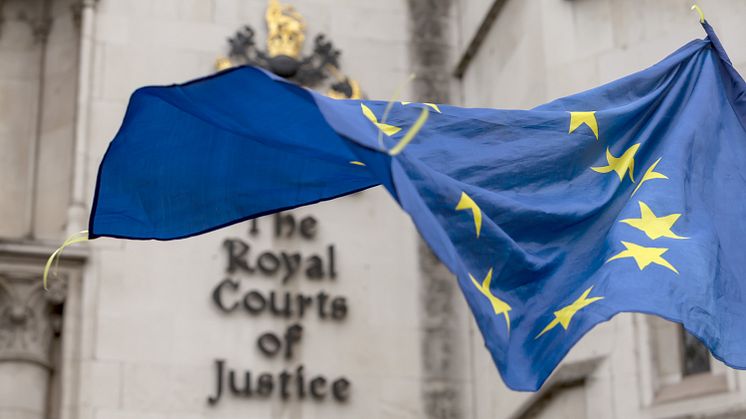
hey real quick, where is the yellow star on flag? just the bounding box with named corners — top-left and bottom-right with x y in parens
top-left (469, 268), bottom-right (511, 332)
top-left (592, 144), bottom-right (640, 182)
top-left (402, 101), bottom-right (441, 113)
top-left (456, 192), bottom-right (482, 238)
top-left (620, 202), bottom-right (687, 240)
top-left (536, 286), bottom-right (603, 339)
top-left (607, 241), bottom-right (679, 274)
top-left (632, 157), bottom-right (668, 196)
top-left (569, 111), bottom-right (599, 140)
top-left (361, 103), bottom-right (401, 136)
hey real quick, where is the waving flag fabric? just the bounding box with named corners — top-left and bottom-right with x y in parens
top-left (89, 22), bottom-right (746, 391)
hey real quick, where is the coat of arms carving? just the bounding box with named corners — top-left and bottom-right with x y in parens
top-left (215, 0), bottom-right (362, 99)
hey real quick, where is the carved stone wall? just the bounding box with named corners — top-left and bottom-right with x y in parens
top-left (0, 269), bottom-right (66, 419)
top-left (0, 241), bottom-right (84, 419)
top-left (0, 272), bottom-right (65, 368)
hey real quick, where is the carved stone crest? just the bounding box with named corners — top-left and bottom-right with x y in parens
top-left (0, 272), bottom-right (66, 368)
top-left (215, 0), bottom-right (362, 99)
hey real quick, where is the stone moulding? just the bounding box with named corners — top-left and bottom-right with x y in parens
top-left (0, 270), bottom-right (64, 369)
top-left (0, 241), bottom-right (86, 369)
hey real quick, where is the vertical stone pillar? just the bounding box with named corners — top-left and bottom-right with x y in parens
top-left (406, 1), bottom-right (465, 419)
top-left (0, 0), bottom-right (6, 37)
top-left (0, 272), bottom-right (65, 419)
top-left (407, 0), bottom-right (454, 104)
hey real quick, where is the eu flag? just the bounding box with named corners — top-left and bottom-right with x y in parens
top-left (89, 22), bottom-right (746, 391)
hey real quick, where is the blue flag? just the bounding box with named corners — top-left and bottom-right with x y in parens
top-left (89, 22), bottom-right (746, 391)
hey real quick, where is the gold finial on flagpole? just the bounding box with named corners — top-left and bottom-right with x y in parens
top-left (691, 4), bottom-right (705, 23)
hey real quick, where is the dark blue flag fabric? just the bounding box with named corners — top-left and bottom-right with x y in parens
top-left (89, 22), bottom-right (746, 391)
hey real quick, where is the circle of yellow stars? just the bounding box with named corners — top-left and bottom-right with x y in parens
top-left (357, 105), bottom-right (687, 341)
top-left (534, 111), bottom-right (687, 339)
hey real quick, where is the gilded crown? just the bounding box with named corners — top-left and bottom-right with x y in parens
top-left (266, 0), bottom-right (306, 59)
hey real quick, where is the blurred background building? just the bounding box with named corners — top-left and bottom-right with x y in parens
top-left (1, 0), bottom-right (745, 418)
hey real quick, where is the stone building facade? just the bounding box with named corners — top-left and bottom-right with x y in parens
top-left (455, 1), bottom-right (746, 418)
top-left (1, 0), bottom-right (746, 418)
